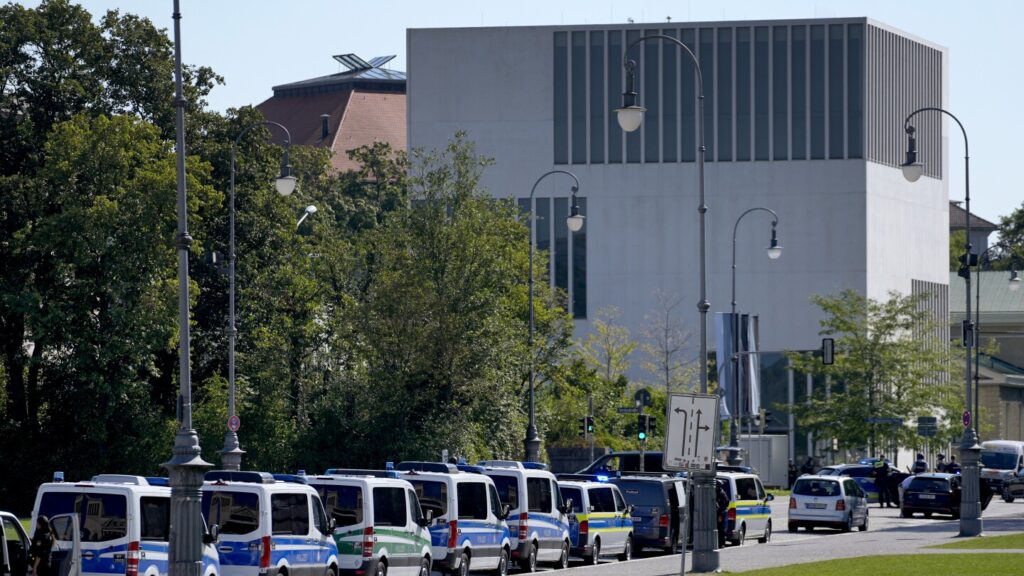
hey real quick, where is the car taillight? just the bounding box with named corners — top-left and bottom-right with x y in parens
top-left (579, 519), bottom-right (589, 536)
top-left (362, 527), bottom-right (374, 559)
top-left (126, 541), bottom-right (140, 576)
top-left (260, 535), bottom-right (273, 572)
top-left (518, 512), bottom-right (528, 542)
top-left (727, 508), bottom-right (736, 522)
top-left (659, 514), bottom-right (669, 528)
top-left (836, 500), bottom-right (846, 511)
top-left (447, 520), bottom-right (458, 549)
top-left (789, 497), bottom-right (796, 509)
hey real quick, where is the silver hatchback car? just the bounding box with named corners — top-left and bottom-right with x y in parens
top-left (788, 475), bottom-right (869, 532)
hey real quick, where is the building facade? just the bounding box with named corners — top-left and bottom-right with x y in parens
top-left (408, 18), bottom-right (950, 462)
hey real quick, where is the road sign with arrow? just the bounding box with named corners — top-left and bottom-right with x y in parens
top-left (663, 393), bottom-right (720, 471)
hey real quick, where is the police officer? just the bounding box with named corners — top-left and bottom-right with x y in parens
top-left (912, 453), bottom-right (928, 474)
top-left (935, 453), bottom-right (947, 472)
top-left (873, 458), bottom-right (893, 508)
top-left (947, 455), bottom-right (961, 474)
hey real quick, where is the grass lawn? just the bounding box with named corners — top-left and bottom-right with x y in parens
top-left (766, 489), bottom-right (790, 498)
top-left (732, 554), bottom-right (1020, 575)
top-left (927, 532), bottom-right (1024, 549)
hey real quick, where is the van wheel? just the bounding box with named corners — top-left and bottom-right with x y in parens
top-left (757, 521), bottom-right (771, 543)
top-left (325, 566), bottom-right (337, 576)
top-left (374, 561), bottom-right (386, 576)
top-left (519, 542), bottom-right (537, 573)
top-left (455, 551), bottom-right (470, 576)
top-left (1003, 492), bottom-right (1015, 503)
top-left (556, 540), bottom-right (569, 569)
top-left (587, 538), bottom-right (601, 565)
top-left (730, 525), bottom-right (745, 546)
top-left (418, 557), bottom-right (430, 576)
top-left (618, 535), bottom-right (633, 561)
top-left (492, 548), bottom-right (509, 576)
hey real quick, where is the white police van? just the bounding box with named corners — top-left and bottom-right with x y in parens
top-left (201, 471), bottom-right (338, 576)
top-left (305, 471), bottom-right (432, 576)
top-left (396, 463), bottom-right (512, 576)
top-left (478, 462), bottom-right (570, 573)
top-left (32, 474), bottom-right (221, 576)
top-left (556, 480), bottom-right (633, 564)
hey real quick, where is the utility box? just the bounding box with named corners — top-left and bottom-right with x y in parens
top-left (740, 434), bottom-right (789, 488)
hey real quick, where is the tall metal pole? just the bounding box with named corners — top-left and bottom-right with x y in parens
top-left (618, 34), bottom-right (718, 572)
top-left (164, 3), bottom-right (211, 576)
top-left (903, 107), bottom-right (981, 537)
top-left (728, 208), bottom-right (780, 466)
top-left (222, 121), bottom-right (293, 471)
top-left (524, 170), bottom-right (580, 463)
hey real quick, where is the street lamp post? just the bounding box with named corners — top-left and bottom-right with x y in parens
top-left (901, 106), bottom-right (981, 537)
top-left (615, 34), bottom-right (718, 571)
top-left (222, 121), bottom-right (297, 472)
top-left (524, 170), bottom-right (583, 463)
top-left (164, 3), bottom-right (210, 576)
top-left (727, 208), bottom-right (782, 466)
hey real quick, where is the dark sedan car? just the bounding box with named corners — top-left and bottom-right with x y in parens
top-left (901, 473), bottom-right (961, 518)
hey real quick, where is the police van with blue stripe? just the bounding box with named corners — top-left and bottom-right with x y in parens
top-left (397, 462), bottom-right (511, 576)
top-left (201, 471), bottom-right (338, 576)
top-left (32, 474), bottom-right (221, 576)
top-left (717, 472), bottom-right (773, 547)
top-left (478, 462), bottom-right (570, 573)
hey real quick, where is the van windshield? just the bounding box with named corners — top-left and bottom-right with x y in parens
top-left (315, 485), bottom-right (363, 528)
top-left (980, 451), bottom-right (1018, 470)
top-left (39, 492), bottom-right (128, 542)
top-left (490, 476), bottom-right (519, 512)
top-left (407, 480), bottom-right (448, 518)
top-left (202, 490), bottom-right (260, 535)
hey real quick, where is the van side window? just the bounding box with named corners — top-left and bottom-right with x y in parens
top-left (140, 497), bottom-right (170, 541)
top-left (409, 480), bottom-right (448, 519)
top-left (558, 487), bottom-right (583, 514)
top-left (202, 491), bottom-right (260, 535)
top-left (527, 478), bottom-right (552, 513)
top-left (735, 478), bottom-right (758, 501)
top-left (312, 495), bottom-right (328, 534)
top-left (317, 486), bottom-right (363, 527)
top-left (457, 483), bottom-right (488, 520)
top-left (588, 488), bottom-right (615, 513)
top-left (271, 493), bottom-right (310, 536)
top-left (407, 490), bottom-right (422, 525)
top-left (372, 487), bottom-right (407, 527)
top-left (488, 484), bottom-right (503, 518)
top-left (611, 487), bottom-right (626, 512)
top-left (39, 493), bottom-right (128, 542)
top-left (492, 476), bottom-right (519, 512)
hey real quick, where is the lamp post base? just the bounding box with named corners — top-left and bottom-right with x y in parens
top-left (220, 430), bottom-right (245, 471)
top-left (524, 429), bottom-right (542, 464)
top-left (690, 469), bottom-right (720, 573)
top-left (958, 426), bottom-right (983, 537)
top-left (164, 428), bottom-right (211, 576)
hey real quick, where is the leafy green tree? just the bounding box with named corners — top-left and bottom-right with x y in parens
top-left (787, 290), bottom-right (958, 456)
top-left (950, 230), bottom-right (967, 271)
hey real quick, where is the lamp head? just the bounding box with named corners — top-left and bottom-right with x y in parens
top-left (901, 124), bottom-right (924, 183)
top-left (304, 205), bottom-right (318, 215)
top-left (766, 225), bottom-right (783, 260)
top-left (615, 59), bottom-right (645, 132)
top-left (276, 174), bottom-right (297, 196)
top-left (567, 193), bottom-right (585, 232)
top-left (1010, 268), bottom-right (1022, 292)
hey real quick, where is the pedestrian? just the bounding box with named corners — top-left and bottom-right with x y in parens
top-left (800, 456), bottom-right (815, 476)
top-left (788, 459), bottom-right (798, 487)
top-left (29, 515), bottom-right (54, 576)
top-left (935, 453), bottom-right (947, 473)
top-left (873, 459), bottom-right (892, 508)
top-left (911, 453), bottom-right (927, 474)
top-left (947, 455), bottom-right (961, 474)
top-left (716, 479), bottom-right (730, 548)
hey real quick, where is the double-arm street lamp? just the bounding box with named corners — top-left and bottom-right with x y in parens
top-left (614, 34), bottom-right (719, 571)
top-left (727, 209), bottom-right (782, 465)
top-left (524, 170), bottom-right (584, 463)
top-left (901, 106), bottom-right (982, 537)
top-left (164, 3), bottom-right (209, 576)
top-left (221, 121), bottom-right (297, 471)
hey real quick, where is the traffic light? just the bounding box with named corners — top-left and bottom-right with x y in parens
top-left (578, 417), bottom-right (587, 437)
top-left (637, 414), bottom-right (650, 441)
top-left (585, 416), bottom-right (595, 434)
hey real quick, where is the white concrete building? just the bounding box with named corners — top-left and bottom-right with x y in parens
top-left (408, 18), bottom-right (949, 462)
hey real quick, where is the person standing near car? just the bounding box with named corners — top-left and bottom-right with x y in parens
top-left (935, 453), bottom-right (947, 472)
top-left (29, 516), bottom-right (54, 576)
top-left (788, 460), bottom-right (798, 488)
top-left (947, 455), bottom-right (961, 474)
top-left (873, 459), bottom-right (892, 508)
top-left (912, 453), bottom-right (928, 474)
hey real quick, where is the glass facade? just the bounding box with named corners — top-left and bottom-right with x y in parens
top-left (519, 197), bottom-right (587, 320)
top-left (551, 20), bottom-right (941, 172)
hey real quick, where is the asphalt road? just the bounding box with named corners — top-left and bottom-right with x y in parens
top-left (514, 498), bottom-right (1024, 575)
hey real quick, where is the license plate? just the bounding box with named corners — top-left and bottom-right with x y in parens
top-left (805, 503), bottom-right (827, 509)
top-left (919, 494), bottom-right (935, 500)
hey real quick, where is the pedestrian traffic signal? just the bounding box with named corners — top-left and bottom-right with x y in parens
top-left (637, 414), bottom-right (650, 441)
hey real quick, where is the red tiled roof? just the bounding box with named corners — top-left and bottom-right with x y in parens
top-left (256, 89), bottom-right (406, 174)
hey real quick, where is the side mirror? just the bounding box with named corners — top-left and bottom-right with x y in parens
top-left (203, 524), bottom-right (220, 545)
top-left (560, 498), bottom-right (574, 515)
top-left (417, 510), bottom-right (433, 528)
top-left (500, 505), bottom-right (510, 520)
top-left (327, 518), bottom-right (336, 533)
top-left (625, 504), bottom-right (634, 516)
top-left (765, 493), bottom-right (774, 502)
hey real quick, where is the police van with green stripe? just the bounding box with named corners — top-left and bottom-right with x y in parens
top-left (306, 472), bottom-right (432, 576)
top-left (556, 480), bottom-right (634, 564)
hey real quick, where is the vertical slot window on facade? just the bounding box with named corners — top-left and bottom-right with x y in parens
top-left (717, 27), bottom-right (733, 162)
top-left (607, 30), bottom-right (623, 164)
top-left (735, 27), bottom-right (751, 161)
top-left (772, 26), bottom-right (788, 161)
top-left (809, 25), bottom-right (825, 160)
top-left (554, 32), bottom-right (568, 164)
top-left (847, 23), bottom-right (863, 159)
top-left (537, 197), bottom-right (551, 275)
top-left (571, 31), bottom-right (587, 164)
top-left (572, 197), bottom-right (587, 319)
top-left (754, 26), bottom-right (769, 161)
top-left (554, 197), bottom-right (569, 295)
top-left (791, 26), bottom-right (807, 160)
top-left (644, 29), bottom-right (660, 163)
top-left (626, 29), bottom-right (642, 163)
top-left (662, 29), bottom-right (678, 163)
top-left (828, 24), bottom-right (844, 159)
top-left (699, 28), bottom-right (715, 160)
top-left (681, 29), bottom-right (696, 162)
top-left (589, 31), bottom-right (605, 163)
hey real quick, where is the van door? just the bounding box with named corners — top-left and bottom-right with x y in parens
top-left (315, 483), bottom-right (365, 573)
top-left (38, 491), bottom-right (130, 576)
top-left (407, 489), bottom-right (431, 574)
top-left (525, 477), bottom-right (557, 561)
top-left (202, 489), bottom-right (261, 576)
top-left (611, 486), bottom-right (630, 552)
top-left (270, 493), bottom-right (314, 576)
top-left (371, 487), bottom-right (410, 576)
top-left (2, 514), bottom-right (30, 576)
top-left (311, 495), bottom-right (334, 575)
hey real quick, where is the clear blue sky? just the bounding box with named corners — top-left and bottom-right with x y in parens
top-left (19, 0), bottom-right (1024, 225)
